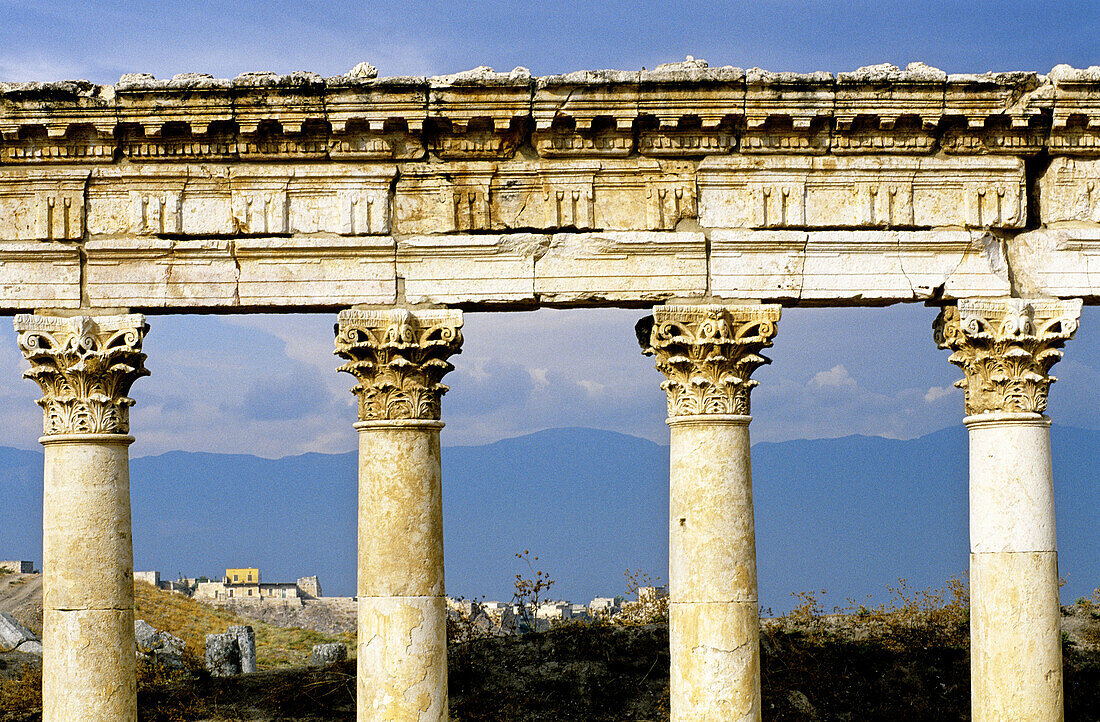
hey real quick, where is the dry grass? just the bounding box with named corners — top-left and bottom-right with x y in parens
top-left (134, 582), bottom-right (354, 670)
top-left (0, 661), bottom-right (41, 721)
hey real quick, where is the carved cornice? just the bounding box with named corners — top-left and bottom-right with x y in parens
top-left (933, 298), bottom-right (1082, 416)
top-left (13, 313), bottom-right (149, 435)
top-left (334, 308), bottom-right (463, 421)
top-left (637, 304), bottom-right (780, 417)
top-left (1, 63), bottom-right (1099, 161)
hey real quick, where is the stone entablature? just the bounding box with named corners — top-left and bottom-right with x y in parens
top-left (3, 62), bottom-right (1098, 161)
top-left (0, 61), bottom-right (1098, 312)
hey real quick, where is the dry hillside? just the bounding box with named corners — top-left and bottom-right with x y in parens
top-left (0, 574), bottom-right (352, 670)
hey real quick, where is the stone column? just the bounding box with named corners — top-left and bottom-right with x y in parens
top-left (335, 307), bottom-right (463, 722)
top-left (934, 297), bottom-right (1081, 722)
top-left (637, 303), bottom-right (780, 722)
top-left (14, 313), bottom-right (149, 722)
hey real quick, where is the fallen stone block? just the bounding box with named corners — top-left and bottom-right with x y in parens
top-left (136, 619), bottom-right (187, 668)
top-left (0, 612), bottom-right (40, 655)
top-left (228, 624), bottom-right (256, 674)
top-left (205, 632), bottom-right (241, 677)
top-left (308, 642), bottom-right (348, 667)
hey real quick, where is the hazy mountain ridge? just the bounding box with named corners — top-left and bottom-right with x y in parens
top-left (1, 426), bottom-right (1096, 608)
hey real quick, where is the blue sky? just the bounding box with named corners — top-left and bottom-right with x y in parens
top-left (1, 1), bottom-right (1098, 602)
top-left (0, 0), bottom-right (1098, 457)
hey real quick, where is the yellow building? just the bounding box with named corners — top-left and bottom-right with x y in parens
top-left (225, 567), bottom-right (260, 584)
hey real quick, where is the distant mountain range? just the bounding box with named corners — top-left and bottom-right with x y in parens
top-left (2, 426), bottom-right (1097, 610)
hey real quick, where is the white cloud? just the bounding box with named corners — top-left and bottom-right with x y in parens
top-left (923, 386), bottom-right (955, 404)
top-left (809, 364), bottom-right (858, 389)
top-left (576, 379), bottom-right (607, 396)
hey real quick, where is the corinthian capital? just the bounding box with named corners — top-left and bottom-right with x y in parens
top-left (335, 308), bottom-right (463, 422)
top-left (14, 314), bottom-right (150, 436)
top-left (934, 298), bottom-right (1082, 416)
top-left (637, 304), bottom-right (780, 417)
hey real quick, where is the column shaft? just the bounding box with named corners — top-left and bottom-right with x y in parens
top-left (967, 414), bottom-right (1062, 721)
top-left (638, 303), bottom-right (779, 722)
top-left (335, 307), bottom-right (462, 722)
top-left (356, 421), bottom-right (448, 721)
top-left (42, 435), bottom-right (137, 722)
top-left (668, 415), bottom-right (759, 722)
top-left (934, 298), bottom-right (1080, 722)
top-left (14, 312), bottom-right (149, 722)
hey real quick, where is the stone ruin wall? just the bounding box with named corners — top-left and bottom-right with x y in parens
top-left (0, 59), bottom-right (1098, 314)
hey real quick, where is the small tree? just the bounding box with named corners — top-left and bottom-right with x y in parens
top-left (512, 550), bottom-right (555, 634)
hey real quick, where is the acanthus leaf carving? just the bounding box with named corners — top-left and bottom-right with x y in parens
top-left (933, 298), bottom-right (1082, 416)
top-left (334, 308), bottom-right (463, 422)
top-left (637, 304), bottom-right (780, 417)
top-left (14, 313), bottom-right (150, 435)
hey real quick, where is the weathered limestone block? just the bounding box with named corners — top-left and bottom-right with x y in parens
top-left (397, 234), bottom-right (543, 305)
top-left (135, 619), bottom-right (186, 668)
top-left (308, 642), bottom-right (348, 667)
top-left (1039, 156), bottom-right (1100, 224)
top-left (638, 59), bottom-right (744, 130)
top-left (87, 164), bottom-right (395, 238)
top-left (0, 241), bottom-right (81, 310)
top-left (535, 231), bottom-right (707, 303)
top-left (710, 229), bottom-right (1012, 301)
top-left (395, 159), bottom-right (698, 234)
top-left (0, 611), bottom-right (41, 653)
top-left (228, 624), bottom-right (256, 674)
top-left (87, 166), bottom-right (234, 236)
top-left (115, 73), bottom-right (234, 136)
top-left (234, 236), bottom-right (397, 307)
top-left (534, 70), bottom-right (640, 131)
top-left (1007, 228), bottom-right (1100, 299)
top-left (944, 71), bottom-right (1042, 130)
top-left (698, 155), bottom-right (1026, 229)
top-left (0, 167), bottom-right (88, 240)
top-left (323, 73), bottom-right (428, 134)
top-left (1048, 64), bottom-right (1100, 133)
top-left (835, 63), bottom-right (946, 131)
top-left (234, 165), bottom-right (394, 235)
top-left (85, 237), bottom-right (238, 308)
top-left (708, 230), bottom-right (806, 300)
top-left (744, 69), bottom-right (833, 132)
top-left (205, 633), bottom-right (241, 677)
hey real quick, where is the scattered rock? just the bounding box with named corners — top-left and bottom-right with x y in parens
top-left (347, 62), bottom-right (378, 79)
top-left (787, 689), bottom-right (820, 719)
top-left (0, 612), bottom-right (40, 655)
top-left (308, 642), bottom-right (348, 667)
